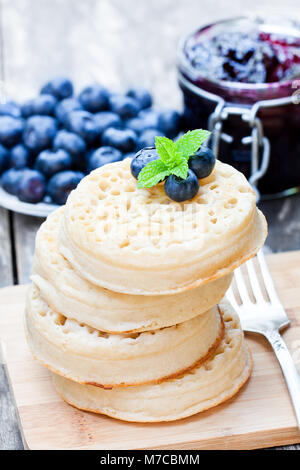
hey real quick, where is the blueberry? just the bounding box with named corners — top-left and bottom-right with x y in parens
top-left (78, 84), bottom-right (110, 113)
top-left (0, 116), bottom-right (24, 148)
top-left (35, 149), bottom-right (72, 178)
top-left (21, 94), bottom-right (57, 117)
top-left (126, 117), bottom-right (156, 135)
top-left (93, 112), bottom-right (122, 135)
top-left (158, 110), bottom-right (181, 138)
top-left (138, 109), bottom-right (160, 129)
top-left (9, 144), bottom-right (30, 169)
top-left (87, 146), bottom-right (122, 172)
top-left (20, 101), bottom-right (35, 119)
top-left (109, 95), bottom-right (139, 120)
top-left (16, 168), bottom-right (46, 203)
top-left (0, 101), bottom-right (21, 118)
top-left (126, 87), bottom-right (152, 110)
top-left (55, 98), bottom-right (82, 124)
top-left (66, 110), bottom-right (100, 146)
top-left (43, 194), bottom-right (53, 204)
top-left (130, 147), bottom-right (159, 179)
top-left (136, 128), bottom-right (163, 150)
top-left (0, 144), bottom-right (9, 173)
top-left (53, 130), bottom-right (86, 167)
top-left (102, 127), bottom-right (137, 153)
top-left (83, 148), bottom-right (94, 166)
top-left (1, 168), bottom-right (22, 195)
top-left (47, 170), bottom-right (84, 205)
top-left (36, 94), bottom-right (57, 116)
top-left (188, 147), bottom-right (216, 179)
top-left (164, 170), bottom-right (199, 202)
top-left (40, 77), bottom-right (73, 100)
top-left (23, 116), bottom-right (57, 152)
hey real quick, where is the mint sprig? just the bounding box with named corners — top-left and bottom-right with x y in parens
top-left (155, 136), bottom-right (183, 169)
top-left (176, 129), bottom-right (210, 157)
top-left (137, 160), bottom-right (170, 189)
top-left (137, 129), bottom-right (210, 189)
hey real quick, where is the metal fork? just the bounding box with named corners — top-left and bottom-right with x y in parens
top-left (227, 249), bottom-right (300, 430)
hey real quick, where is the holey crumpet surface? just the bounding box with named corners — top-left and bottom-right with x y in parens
top-left (52, 301), bottom-right (251, 422)
top-left (59, 158), bottom-right (267, 295)
top-left (25, 285), bottom-right (224, 388)
top-left (32, 207), bottom-right (232, 333)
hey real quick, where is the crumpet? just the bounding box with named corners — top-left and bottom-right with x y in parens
top-left (52, 300), bottom-right (251, 422)
top-left (25, 285), bottom-right (224, 388)
top-left (32, 207), bottom-right (232, 333)
top-left (60, 158), bottom-right (267, 294)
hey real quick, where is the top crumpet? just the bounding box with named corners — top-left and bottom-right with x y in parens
top-left (59, 157), bottom-right (267, 295)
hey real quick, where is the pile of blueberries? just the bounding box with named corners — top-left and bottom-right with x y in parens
top-left (0, 77), bottom-right (181, 205)
top-left (131, 146), bottom-right (216, 202)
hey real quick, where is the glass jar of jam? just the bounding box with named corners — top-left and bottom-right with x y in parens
top-left (177, 15), bottom-right (300, 199)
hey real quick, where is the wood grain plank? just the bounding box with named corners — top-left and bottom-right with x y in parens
top-left (13, 214), bottom-right (43, 284)
top-left (1, 252), bottom-right (300, 450)
top-left (0, 208), bottom-right (13, 287)
top-left (0, 365), bottom-right (23, 450)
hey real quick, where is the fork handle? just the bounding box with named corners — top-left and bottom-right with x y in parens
top-left (265, 329), bottom-right (300, 431)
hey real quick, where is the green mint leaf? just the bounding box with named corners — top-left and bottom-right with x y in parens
top-left (175, 129), bottom-right (211, 158)
top-left (136, 128), bottom-right (211, 191)
top-left (155, 136), bottom-right (183, 169)
top-left (137, 159), bottom-right (171, 189)
top-left (171, 158), bottom-right (189, 180)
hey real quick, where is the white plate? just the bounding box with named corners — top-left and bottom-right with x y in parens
top-left (0, 187), bottom-right (59, 217)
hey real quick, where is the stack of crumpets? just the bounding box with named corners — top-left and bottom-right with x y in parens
top-left (26, 148), bottom-right (267, 422)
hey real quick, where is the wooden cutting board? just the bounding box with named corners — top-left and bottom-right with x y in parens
top-left (1, 251), bottom-right (300, 450)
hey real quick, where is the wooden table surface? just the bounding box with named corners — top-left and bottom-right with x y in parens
top-left (0, 0), bottom-right (300, 450)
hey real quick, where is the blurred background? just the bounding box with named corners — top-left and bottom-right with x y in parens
top-left (2, 0), bottom-right (300, 104)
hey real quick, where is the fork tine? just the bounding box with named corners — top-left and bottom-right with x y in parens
top-left (245, 258), bottom-right (266, 304)
top-left (234, 267), bottom-right (251, 304)
top-left (226, 285), bottom-right (239, 310)
top-left (257, 250), bottom-right (280, 304)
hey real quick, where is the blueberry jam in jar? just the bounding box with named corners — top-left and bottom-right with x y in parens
top-left (178, 16), bottom-right (300, 197)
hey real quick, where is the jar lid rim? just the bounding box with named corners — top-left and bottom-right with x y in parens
top-left (177, 14), bottom-right (300, 91)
